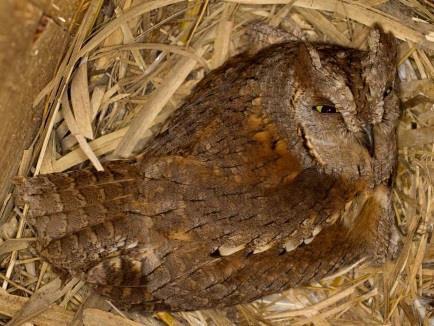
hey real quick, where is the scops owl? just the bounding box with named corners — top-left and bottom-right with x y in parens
top-left (15, 27), bottom-right (401, 312)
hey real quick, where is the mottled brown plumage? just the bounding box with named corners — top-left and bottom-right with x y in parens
top-left (15, 27), bottom-right (400, 312)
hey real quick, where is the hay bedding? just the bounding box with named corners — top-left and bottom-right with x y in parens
top-left (0, 0), bottom-right (433, 325)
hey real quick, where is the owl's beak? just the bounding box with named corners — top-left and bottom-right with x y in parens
top-left (361, 124), bottom-right (375, 157)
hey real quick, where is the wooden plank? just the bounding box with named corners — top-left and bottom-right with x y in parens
top-left (0, 0), bottom-right (82, 204)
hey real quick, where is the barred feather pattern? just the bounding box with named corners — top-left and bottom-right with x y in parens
top-left (15, 27), bottom-right (400, 311)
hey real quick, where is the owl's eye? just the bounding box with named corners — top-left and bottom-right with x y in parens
top-left (383, 87), bottom-right (392, 97)
top-left (312, 105), bottom-right (337, 113)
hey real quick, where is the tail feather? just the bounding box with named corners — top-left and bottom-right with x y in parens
top-left (14, 160), bottom-right (140, 244)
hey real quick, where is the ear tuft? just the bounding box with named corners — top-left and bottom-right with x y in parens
top-left (366, 25), bottom-right (397, 64)
top-left (367, 27), bottom-right (380, 52)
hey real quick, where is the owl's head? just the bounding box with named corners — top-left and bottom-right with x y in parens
top-left (288, 27), bottom-right (400, 185)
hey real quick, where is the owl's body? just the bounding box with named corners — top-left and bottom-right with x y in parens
top-left (16, 28), bottom-right (400, 311)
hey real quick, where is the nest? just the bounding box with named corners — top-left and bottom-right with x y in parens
top-left (0, 0), bottom-right (433, 325)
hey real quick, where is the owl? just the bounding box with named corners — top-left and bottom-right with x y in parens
top-left (15, 27), bottom-right (400, 312)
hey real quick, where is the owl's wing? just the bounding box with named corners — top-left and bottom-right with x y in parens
top-left (15, 148), bottom-right (394, 311)
top-left (86, 185), bottom-right (395, 312)
top-left (132, 155), bottom-right (350, 253)
top-left (15, 154), bottom-right (344, 269)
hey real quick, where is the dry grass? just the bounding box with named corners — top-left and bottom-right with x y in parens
top-left (0, 0), bottom-right (433, 325)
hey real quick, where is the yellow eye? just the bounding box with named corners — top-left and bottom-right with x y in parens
top-left (312, 105), bottom-right (337, 113)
